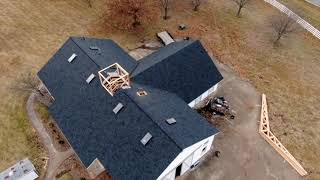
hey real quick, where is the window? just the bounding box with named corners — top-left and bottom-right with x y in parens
top-left (175, 164), bottom-right (182, 177)
top-left (202, 141), bottom-right (209, 153)
top-left (202, 146), bottom-right (207, 153)
top-left (137, 90), bottom-right (148, 96)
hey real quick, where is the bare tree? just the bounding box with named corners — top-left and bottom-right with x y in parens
top-left (233, 0), bottom-right (249, 17)
top-left (160, 0), bottom-right (171, 20)
top-left (271, 13), bottom-right (298, 43)
top-left (106, 0), bottom-right (158, 30)
top-left (11, 72), bottom-right (42, 95)
top-left (192, 0), bottom-right (202, 11)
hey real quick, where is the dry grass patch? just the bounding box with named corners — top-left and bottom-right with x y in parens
top-left (0, 0), bottom-right (147, 173)
top-left (0, 0), bottom-right (320, 179)
top-left (278, 0), bottom-right (320, 29)
top-left (142, 0), bottom-right (320, 179)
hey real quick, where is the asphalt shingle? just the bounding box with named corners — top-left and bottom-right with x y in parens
top-left (132, 40), bottom-right (223, 103)
top-left (38, 37), bottom-right (222, 180)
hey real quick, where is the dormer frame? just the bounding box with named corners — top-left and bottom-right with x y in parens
top-left (98, 63), bottom-right (130, 96)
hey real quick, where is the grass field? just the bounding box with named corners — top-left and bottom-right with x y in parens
top-left (279, 0), bottom-right (320, 29)
top-left (0, 0), bottom-right (319, 179)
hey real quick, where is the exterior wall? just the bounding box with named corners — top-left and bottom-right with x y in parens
top-left (157, 135), bottom-right (215, 180)
top-left (181, 155), bottom-right (193, 174)
top-left (87, 158), bottom-right (106, 179)
top-left (188, 83), bottom-right (219, 108)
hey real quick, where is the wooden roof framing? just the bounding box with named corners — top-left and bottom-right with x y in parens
top-left (98, 63), bottom-right (130, 96)
top-left (259, 94), bottom-right (308, 176)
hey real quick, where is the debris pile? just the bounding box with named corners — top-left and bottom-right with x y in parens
top-left (179, 24), bottom-right (187, 30)
top-left (204, 96), bottom-right (234, 119)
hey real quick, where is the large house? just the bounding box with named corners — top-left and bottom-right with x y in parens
top-left (37, 37), bottom-right (223, 180)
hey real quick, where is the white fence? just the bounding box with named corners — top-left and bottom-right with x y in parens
top-left (264, 0), bottom-right (320, 39)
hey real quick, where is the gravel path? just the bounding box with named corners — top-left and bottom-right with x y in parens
top-left (182, 63), bottom-right (302, 180)
top-left (27, 93), bottom-right (74, 180)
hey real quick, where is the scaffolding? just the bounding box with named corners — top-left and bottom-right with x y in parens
top-left (98, 63), bottom-right (130, 96)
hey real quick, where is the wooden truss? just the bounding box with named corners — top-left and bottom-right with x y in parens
top-left (98, 63), bottom-right (130, 96)
top-left (259, 94), bottom-right (308, 176)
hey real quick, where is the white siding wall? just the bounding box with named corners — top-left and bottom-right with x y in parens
top-left (188, 83), bottom-right (219, 108)
top-left (181, 155), bottom-right (193, 174)
top-left (157, 135), bottom-right (215, 180)
top-left (163, 169), bottom-right (175, 180)
top-left (157, 83), bottom-right (219, 180)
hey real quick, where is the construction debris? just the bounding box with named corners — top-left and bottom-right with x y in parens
top-left (204, 96), bottom-right (234, 119)
top-left (259, 94), bottom-right (308, 176)
top-left (157, 31), bottom-right (175, 45)
top-left (143, 42), bottom-right (163, 50)
top-left (179, 24), bottom-right (187, 30)
top-left (214, 151), bottom-right (221, 157)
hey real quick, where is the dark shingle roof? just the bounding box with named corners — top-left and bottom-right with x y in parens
top-left (124, 83), bottom-right (218, 149)
top-left (38, 37), bottom-right (221, 180)
top-left (71, 37), bottom-right (137, 72)
top-left (131, 40), bottom-right (223, 103)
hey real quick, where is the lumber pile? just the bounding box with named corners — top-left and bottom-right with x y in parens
top-left (157, 31), bottom-right (175, 45)
top-left (259, 94), bottom-right (308, 176)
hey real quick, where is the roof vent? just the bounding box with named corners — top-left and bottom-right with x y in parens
top-left (122, 85), bottom-right (131, 89)
top-left (113, 103), bottom-right (124, 114)
top-left (89, 46), bottom-right (101, 54)
top-left (68, 53), bottom-right (77, 63)
top-left (166, 118), bottom-right (176, 125)
top-left (141, 132), bottom-right (152, 146)
top-left (86, 73), bottom-right (96, 84)
top-left (137, 90), bottom-right (148, 96)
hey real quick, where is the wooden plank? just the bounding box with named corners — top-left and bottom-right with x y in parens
top-left (98, 63), bottom-right (130, 96)
top-left (157, 31), bottom-right (175, 45)
top-left (259, 94), bottom-right (308, 176)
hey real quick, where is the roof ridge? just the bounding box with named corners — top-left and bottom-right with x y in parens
top-left (121, 90), bottom-right (184, 150)
top-left (70, 37), bottom-right (101, 69)
top-left (131, 40), bottom-right (195, 77)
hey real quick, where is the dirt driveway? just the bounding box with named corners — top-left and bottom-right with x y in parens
top-left (182, 63), bottom-right (303, 180)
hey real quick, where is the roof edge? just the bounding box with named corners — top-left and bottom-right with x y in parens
top-left (70, 37), bottom-right (101, 68)
top-left (131, 40), bottom-right (196, 77)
